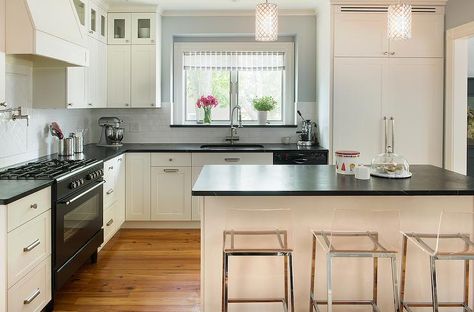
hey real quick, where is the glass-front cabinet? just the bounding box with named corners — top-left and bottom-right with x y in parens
top-left (108, 13), bottom-right (132, 44)
top-left (73, 0), bottom-right (87, 33)
top-left (99, 10), bottom-right (107, 43)
top-left (132, 13), bottom-right (156, 44)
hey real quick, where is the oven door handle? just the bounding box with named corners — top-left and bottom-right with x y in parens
top-left (61, 181), bottom-right (105, 206)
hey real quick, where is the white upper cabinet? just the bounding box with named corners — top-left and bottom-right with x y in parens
top-left (108, 13), bottom-right (131, 44)
top-left (131, 45), bottom-right (157, 108)
top-left (88, 1), bottom-right (98, 38)
top-left (72, 0), bottom-right (88, 35)
top-left (0, 0), bottom-right (5, 105)
top-left (98, 8), bottom-right (107, 43)
top-left (334, 6), bottom-right (445, 58)
top-left (131, 13), bottom-right (156, 44)
top-left (334, 11), bottom-right (388, 57)
top-left (107, 45), bottom-right (131, 108)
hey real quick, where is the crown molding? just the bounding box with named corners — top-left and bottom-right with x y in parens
top-left (330, 0), bottom-right (448, 5)
top-left (161, 9), bottom-right (316, 17)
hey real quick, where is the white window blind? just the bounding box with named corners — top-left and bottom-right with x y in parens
top-left (183, 51), bottom-right (285, 71)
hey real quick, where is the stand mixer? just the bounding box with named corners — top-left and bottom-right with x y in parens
top-left (97, 117), bottom-right (124, 147)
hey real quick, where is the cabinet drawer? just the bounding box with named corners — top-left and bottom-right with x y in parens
top-left (7, 187), bottom-right (51, 232)
top-left (151, 153), bottom-right (191, 167)
top-left (103, 157), bottom-right (117, 183)
top-left (103, 204), bottom-right (117, 243)
top-left (192, 153), bottom-right (273, 166)
top-left (103, 179), bottom-right (117, 210)
top-left (8, 256), bottom-right (51, 312)
top-left (8, 211), bottom-right (51, 288)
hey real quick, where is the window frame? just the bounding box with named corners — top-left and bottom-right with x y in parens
top-left (173, 42), bottom-right (295, 126)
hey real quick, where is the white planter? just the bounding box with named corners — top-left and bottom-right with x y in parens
top-left (257, 111), bottom-right (268, 125)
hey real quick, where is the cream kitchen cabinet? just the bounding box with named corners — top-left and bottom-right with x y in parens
top-left (87, 37), bottom-right (107, 108)
top-left (88, 1), bottom-right (106, 42)
top-left (108, 13), bottom-right (132, 45)
top-left (107, 45), bottom-right (131, 108)
top-left (191, 166), bottom-right (203, 221)
top-left (0, 0), bottom-right (5, 106)
top-left (73, 0), bottom-right (87, 35)
top-left (150, 167), bottom-right (192, 221)
top-left (125, 153), bottom-right (151, 221)
top-left (131, 45), bottom-right (157, 108)
top-left (131, 13), bottom-right (156, 45)
top-left (333, 57), bottom-right (443, 165)
top-left (0, 187), bottom-right (52, 312)
top-left (334, 6), bottom-right (444, 58)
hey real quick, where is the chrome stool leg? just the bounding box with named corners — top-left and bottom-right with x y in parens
top-left (430, 256), bottom-right (439, 312)
top-left (327, 255), bottom-right (333, 312)
top-left (289, 253), bottom-right (295, 312)
top-left (222, 252), bottom-right (229, 312)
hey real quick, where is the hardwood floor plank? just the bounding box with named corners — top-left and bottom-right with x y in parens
top-left (53, 229), bottom-right (201, 312)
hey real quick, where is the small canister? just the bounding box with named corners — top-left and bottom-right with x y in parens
top-left (73, 135), bottom-right (84, 153)
top-left (335, 150), bottom-right (360, 175)
top-left (58, 138), bottom-right (74, 156)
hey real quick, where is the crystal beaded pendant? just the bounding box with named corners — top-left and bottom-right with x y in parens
top-left (387, 3), bottom-right (412, 40)
top-left (255, 1), bottom-right (278, 41)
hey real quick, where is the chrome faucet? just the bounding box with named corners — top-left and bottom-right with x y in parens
top-left (226, 105), bottom-right (243, 144)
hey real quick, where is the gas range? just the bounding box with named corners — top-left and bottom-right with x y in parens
top-left (0, 158), bottom-right (99, 181)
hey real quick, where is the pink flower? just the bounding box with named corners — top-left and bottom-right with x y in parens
top-left (196, 95), bottom-right (219, 108)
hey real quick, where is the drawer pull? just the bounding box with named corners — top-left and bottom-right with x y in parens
top-left (168, 158), bottom-right (173, 161)
top-left (30, 203), bottom-right (38, 209)
top-left (108, 166), bottom-right (114, 170)
top-left (117, 158), bottom-right (123, 162)
top-left (24, 288), bottom-right (41, 304)
top-left (106, 219), bottom-right (114, 226)
top-left (224, 158), bottom-right (241, 163)
top-left (163, 169), bottom-right (179, 173)
top-left (106, 189), bottom-right (114, 195)
top-left (23, 239), bottom-right (41, 252)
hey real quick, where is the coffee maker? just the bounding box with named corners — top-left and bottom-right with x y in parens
top-left (296, 111), bottom-right (317, 146)
top-left (97, 117), bottom-right (124, 147)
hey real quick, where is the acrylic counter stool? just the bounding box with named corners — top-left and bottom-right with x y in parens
top-left (400, 210), bottom-right (474, 312)
top-left (222, 208), bottom-right (295, 312)
top-left (309, 208), bottom-right (401, 312)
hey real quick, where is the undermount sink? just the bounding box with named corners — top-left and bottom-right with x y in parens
top-left (200, 144), bottom-right (265, 150)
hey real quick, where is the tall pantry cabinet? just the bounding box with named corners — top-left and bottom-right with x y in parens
top-left (332, 5), bottom-right (445, 165)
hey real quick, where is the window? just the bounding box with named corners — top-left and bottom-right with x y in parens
top-left (173, 42), bottom-right (295, 125)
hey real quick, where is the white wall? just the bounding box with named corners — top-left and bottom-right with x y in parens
top-left (446, 0), bottom-right (474, 30)
top-left (0, 56), bottom-right (93, 168)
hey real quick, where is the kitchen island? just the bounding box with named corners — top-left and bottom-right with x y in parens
top-left (193, 165), bottom-right (474, 312)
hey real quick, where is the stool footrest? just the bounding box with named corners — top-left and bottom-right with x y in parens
top-left (403, 301), bottom-right (471, 309)
top-left (228, 297), bottom-right (286, 303)
top-left (314, 299), bottom-right (376, 305)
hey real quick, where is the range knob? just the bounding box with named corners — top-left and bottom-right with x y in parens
top-left (70, 180), bottom-right (78, 189)
top-left (86, 173), bottom-right (93, 180)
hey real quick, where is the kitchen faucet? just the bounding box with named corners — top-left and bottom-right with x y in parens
top-left (226, 105), bottom-right (242, 144)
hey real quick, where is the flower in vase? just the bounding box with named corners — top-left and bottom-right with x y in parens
top-left (196, 95), bottom-right (219, 124)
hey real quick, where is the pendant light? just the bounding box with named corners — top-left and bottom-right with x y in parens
top-left (387, 2), bottom-right (412, 40)
top-left (255, 0), bottom-right (278, 42)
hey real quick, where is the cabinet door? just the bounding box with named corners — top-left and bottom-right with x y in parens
top-left (72, 0), bottom-right (87, 35)
top-left (108, 13), bottom-right (131, 45)
top-left (151, 167), bottom-right (191, 221)
top-left (389, 13), bottom-right (444, 58)
top-left (88, 1), bottom-right (98, 39)
top-left (67, 67), bottom-right (87, 109)
top-left (334, 12), bottom-right (389, 57)
top-left (191, 166), bottom-right (203, 221)
top-left (131, 13), bottom-right (156, 45)
top-left (382, 58), bottom-right (443, 166)
top-left (107, 45), bottom-right (131, 108)
top-left (0, 0), bottom-right (5, 105)
top-left (86, 37), bottom-right (98, 108)
top-left (126, 153), bottom-right (151, 221)
top-left (333, 58), bottom-right (385, 164)
top-left (98, 8), bottom-right (107, 44)
top-left (131, 45), bottom-right (156, 108)
top-left (96, 41), bottom-right (107, 107)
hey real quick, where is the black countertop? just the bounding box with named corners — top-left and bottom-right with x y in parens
top-left (81, 143), bottom-right (328, 162)
top-left (0, 180), bottom-right (53, 205)
top-left (192, 165), bottom-right (474, 196)
top-left (0, 143), bottom-right (328, 205)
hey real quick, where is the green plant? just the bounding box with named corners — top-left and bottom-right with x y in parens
top-left (252, 96), bottom-right (276, 112)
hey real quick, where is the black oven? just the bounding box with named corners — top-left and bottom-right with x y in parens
top-left (53, 164), bottom-right (105, 292)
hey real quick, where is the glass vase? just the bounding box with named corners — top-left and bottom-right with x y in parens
top-left (203, 107), bottom-right (212, 124)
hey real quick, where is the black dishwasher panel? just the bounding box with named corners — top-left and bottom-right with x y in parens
top-left (273, 150), bottom-right (328, 165)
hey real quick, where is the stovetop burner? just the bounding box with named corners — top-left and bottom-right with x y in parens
top-left (0, 158), bottom-right (98, 180)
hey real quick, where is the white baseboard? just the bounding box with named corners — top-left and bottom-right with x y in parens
top-left (122, 221), bottom-right (201, 229)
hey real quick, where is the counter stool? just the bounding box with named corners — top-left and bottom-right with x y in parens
top-left (222, 208), bottom-right (295, 312)
top-left (309, 209), bottom-right (401, 312)
top-left (400, 210), bottom-right (474, 312)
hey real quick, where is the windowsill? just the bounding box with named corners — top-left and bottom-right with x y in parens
top-left (170, 124), bottom-right (298, 128)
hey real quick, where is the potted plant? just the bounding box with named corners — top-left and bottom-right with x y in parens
top-left (252, 96), bottom-right (276, 125)
top-left (196, 95), bottom-right (219, 124)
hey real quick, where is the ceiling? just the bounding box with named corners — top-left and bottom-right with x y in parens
top-left (107, 0), bottom-right (319, 11)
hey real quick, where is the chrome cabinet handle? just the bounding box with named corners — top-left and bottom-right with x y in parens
top-left (117, 158), bottom-right (123, 162)
top-left (106, 189), bottom-right (114, 195)
top-left (224, 158), bottom-right (241, 163)
top-left (24, 288), bottom-right (40, 304)
top-left (384, 52), bottom-right (389, 55)
top-left (108, 166), bottom-right (114, 170)
top-left (30, 203), bottom-right (38, 209)
top-left (168, 158), bottom-right (173, 162)
top-left (163, 169), bottom-right (179, 173)
top-left (68, 103), bottom-right (73, 107)
top-left (106, 219), bottom-right (114, 226)
top-left (125, 103), bottom-right (129, 107)
top-left (390, 52), bottom-right (395, 55)
top-left (23, 239), bottom-right (41, 252)
top-left (88, 103), bottom-right (93, 106)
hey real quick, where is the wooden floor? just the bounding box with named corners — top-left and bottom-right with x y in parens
top-left (53, 229), bottom-right (201, 312)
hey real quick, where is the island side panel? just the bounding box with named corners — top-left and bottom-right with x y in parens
top-left (201, 196), bottom-right (474, 312)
